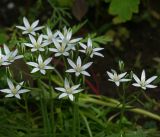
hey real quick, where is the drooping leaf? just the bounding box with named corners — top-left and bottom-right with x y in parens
top-left (109, 0), bottom-right (140, 23)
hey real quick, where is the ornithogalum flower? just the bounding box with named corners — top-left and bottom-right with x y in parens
top-left (3, 44), bottom-right (23, 63)
top-left (49, 40), bottom-right (72, 57)
top-left (55, 78), bottom-right (83, 101)
top-left (57, 27), bottom-right (82, 48)
top-left (132, 70), bottom-right (157, 90)
top-left (0, 78), bottom-right (30, 99)
top-left (79, 38), bottom-right (104, 58)
top-left (27, 54), bottom-right (54, 75)
top-left (43, 27), bottom-right (59, 45)
top-left (66, 56), bottom-right (93, 77)
top-left (107, 70), bottom-right (131, 86)
top-left (16, 17), bottom-right (44, 35)
top-left (0, 48), bottom-right (10, 66)
top-left (24, 35), bottom-right (47, 52)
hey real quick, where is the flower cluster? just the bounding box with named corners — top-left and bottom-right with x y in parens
top-left (0, 17), bottom-right (158, 101)
top-left (107, 69), bottom-right (157, 90)
top-left (0, 17), bottom-right (104, 101)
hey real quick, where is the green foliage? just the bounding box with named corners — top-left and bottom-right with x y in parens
top-left (109, 0), bottom-right (140, 23)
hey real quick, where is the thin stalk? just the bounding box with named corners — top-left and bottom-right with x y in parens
top-left (119, 84), bottom-right (126, 128)
top-left (49, 74), bottom-right (55, 137)
top-left (80, 111), bottom-right (93, 137)
top-left (39, 79), bottom-right (51, 137)
top-left (73, 94), bottom-right (79, 137)
top-left (24, 96), bottom-right (31, 137)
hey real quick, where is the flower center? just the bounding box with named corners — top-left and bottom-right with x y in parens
top-left (60, 45), bottom-right (65, 53)
top-left (8, 56), bottom-right (14, 62)
top-left (12, 88), bottom-right (17, 95)
top-left (28, 27), bottom-right (33, 33)
top-left (34, 43), bottom-right (40, 49)
top-left (140, 80), bottom-right (146, 87)
top-left (66, 87), bottom-right (72, 94)
top-left (113, 74), bottom-right (120, 82)
top-left (39, 63), bottom-right (45, 69)
top-left (76, 64), bottom-right (82, 72)
top-left (86, 47), bottom-right (93, 55)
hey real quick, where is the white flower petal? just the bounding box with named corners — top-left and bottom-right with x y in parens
top-left (44, 66), bottom-right (54, 70)
top-left (29, 34), bottom-right (36, 44)
top-left (7, 78), bottom-right (14, 90)
top-left (38, 55), bottom-right (43, 63)
top-left (23, 17), bottom-right (30, 28)
top-left (44, 58), bottom-right (52, 65)
top-left (68, 94), bottom-right (74, 101)
top-left (16, 26), bottom-right (26, 30)
top-left (33, 26), bottom-right (44, 31)
top-left (59, 93), bottom-right (67, 99)
top-left (93, 52), bottom-right (104, 57)
top-left (72, 89), bottom-right (83, 94)
top-left (132, 83), bottom-right (141, 87)
top-left (18, 89), bottom-right (30, 94)
top-left (31, 20), bottom-right (39, 28)
top-left (40, 69), bottom-right (46, 75)
top-left (71, 84), bottom-right (80, 90)
top-left (5, 94), bottom-right (14, 98)
top-left (67, 58), bottom-right (76, 68)
top-left (27, 62), bottom-right (38, 67)
top-left (15, 94), bottom-right (21, 99)
top-left (87, 38), bottom-right (92, 47)
top-left (49, 48), bottom-right (58, 52)
top-left (146, 84), bottom-right (157, 88)
top-left (146, 76), bottom-right (157, 85)
top-left (133, 74), bottom-right (140, 83)
top-left (82, 62), bottom-right (93, 70)
top-left (31, 68), bottom-right (39, 73)
top-left (70, 38), bottom-right (82, 43)
top-left (3, 44), bottom-right (10, 54)
top-left (115, 81), bottom-right (120, 86)
top-left (55, 87), bottom-right (66, 92)
top-left (0, 89), bottom-right (11, 93)
top-left (141, 70), bottom-right (146, 81)
top-left (66, 69), bottom-right (75, 73)
top-left (107, 71), bottom-right (114, 79)
top-left (119, 72), bottom-right (127, 79)
top-left (24, 43), bottom-right (34, 47)
top-left (77, 56), bottom-right (81, 66)
top-left (81, 71), bottom-right (90, 76)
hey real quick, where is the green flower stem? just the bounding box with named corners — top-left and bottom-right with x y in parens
top-left (73, 94), bottom-right (80, 137)
top-left (120, 84), bottom-right (126, 128)
top-left (24, 95), bottom-right (31, 137)
top-left (79, 95), bottom-right (160, 121)
top-left (49, 74), bottom-right (55, 137)
top-left (38, 79), bottom-right (51, 137)
top-left (80, 111), bottom-right (93, 137)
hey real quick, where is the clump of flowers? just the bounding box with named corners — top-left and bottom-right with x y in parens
top-left (0, 17), bottom-right (104, 101)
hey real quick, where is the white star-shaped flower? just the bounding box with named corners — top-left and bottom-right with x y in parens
top-left (0, 48), bottom-right (10, 66)
top-left (49, 40), bottom-right (72, 57)
top-left (57, 27), bottom-right (82, 48)
top-left (107, 70), bottom-right (131, 86)
top-left (66, 56), bottom-right (93, 77)
top-left (132, 70), bottom-right (157, 90)
top-left (27, 54), bottom-right (54, 75)
top-left (3, 44), bottom-right (23, 63)
top-left (16, 17), bottom-right (44, 35)
top-left (0, 78), bottom-right (30, 99)
top-left (79, 38), bottom-right (104, 58)
top-left (43, 27), bottom-right (60, 45)
top-left (24, 35), bottom-right (47, 52)
top-left (55, 78), bottom-right (83, 101)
